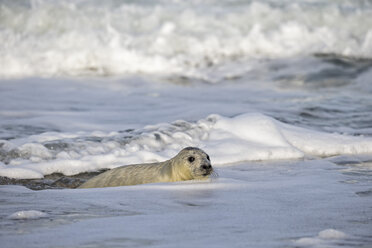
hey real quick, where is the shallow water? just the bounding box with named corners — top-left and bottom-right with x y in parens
top-left (1, 159), bottom-right (372, 248)
top-left (1, 0), bottom-right (372, 247)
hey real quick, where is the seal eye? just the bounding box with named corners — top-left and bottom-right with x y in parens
top-left (188, 156), bottom-right (195, 163)
top-left (206, 155), bottom-right (210, 161)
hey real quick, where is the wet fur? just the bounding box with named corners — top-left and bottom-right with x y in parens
top-left (79, 147), bottom-right (213, 188)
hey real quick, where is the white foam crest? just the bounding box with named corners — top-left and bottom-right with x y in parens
top-left (1, 113), bottom-right (372, 179)
top-left (294, 229), bottom-right (348, 247)
top-left (7, 210), bottom-right (49, 220)
top-left (1, 0), bottom-right (372, 78)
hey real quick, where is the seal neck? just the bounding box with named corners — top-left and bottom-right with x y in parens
top-left (169, 159), bottom-right (193, 182)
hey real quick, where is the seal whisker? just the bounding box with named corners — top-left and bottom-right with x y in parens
top-left (210, 170), bottom-right (219, 178)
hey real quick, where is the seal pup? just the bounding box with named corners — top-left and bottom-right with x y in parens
top-left (79, 147), bottom-right (213, 188)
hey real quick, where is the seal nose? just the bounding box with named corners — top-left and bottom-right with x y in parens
top-left (201, 164), bottom-right (212, 176)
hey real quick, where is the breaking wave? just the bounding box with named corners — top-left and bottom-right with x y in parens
top-left (1, 0), bottom-right (372, 78)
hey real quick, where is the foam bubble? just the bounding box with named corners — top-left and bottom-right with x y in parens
top-left (318, 229), bottom-right (347, 239)
top-left (294, 229), bottom-right (348, 247)
top-left (7, 210), bottom-right (49, 220)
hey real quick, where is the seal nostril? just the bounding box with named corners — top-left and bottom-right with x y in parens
top-left (202, 165), bottom-right (208, 170)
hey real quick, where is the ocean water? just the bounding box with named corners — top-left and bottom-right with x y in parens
top-left (1, 0), bottom-right (372, 247)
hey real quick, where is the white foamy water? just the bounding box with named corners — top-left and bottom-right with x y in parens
top-left (2, 113), bottom-right (372, 179)
top-left (1, 0), bottom-right (372, 78)
top-left (1, 1), bottom-right (372, 248)
top-left (7, 210), bottom-right (49, 220)
top-left (294, 229), bottom-right (348, 247)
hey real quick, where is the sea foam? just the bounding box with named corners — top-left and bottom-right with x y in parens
top-left (1, 113), bottom-right (372, 179)
top-left (1, 0), bottom-right (372, 78)
top-left (7, 210), bottom-right (49, 220)
top-left (294, 229), bottom-right (348, 247)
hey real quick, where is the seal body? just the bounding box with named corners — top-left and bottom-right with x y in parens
top-left (78, 147), bottom-right (213, 188)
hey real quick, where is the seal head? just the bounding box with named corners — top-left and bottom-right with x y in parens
top-left (172, 147), bottom-right (213, 180)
